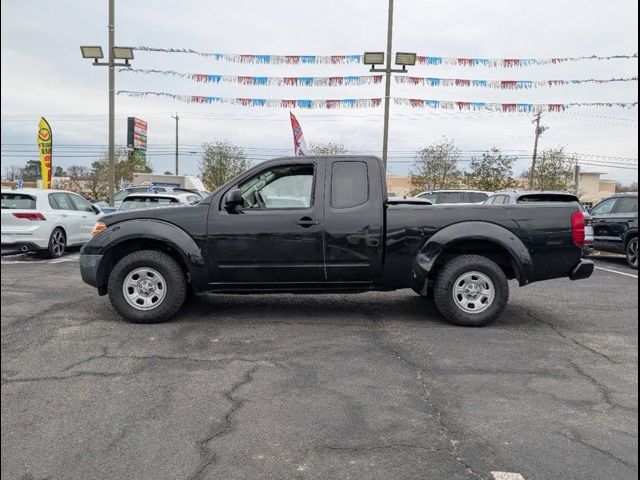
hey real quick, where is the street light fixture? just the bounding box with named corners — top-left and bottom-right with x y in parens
top-left (80, 1), bottom-right (134, 207)
top-left (363, 0), bottom-right (416, 171)
top-left (113, 46), bottom-right (134, 61)
top-left (364, 52), bottom-right (385, 66)
top-left (395, 52), bottom-right (417, 67)
top-left (80, 46), bottom-right (104, 60)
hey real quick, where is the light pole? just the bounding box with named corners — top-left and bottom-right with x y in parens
top-left (80, 4), bottom-right (134, 206)
top-left (364, 0), bottom-right (415, 172)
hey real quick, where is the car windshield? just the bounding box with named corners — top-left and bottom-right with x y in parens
top-left (1, 193), bottom-right (36, 209)
top-left (119, 196), bottom-right (179, 211)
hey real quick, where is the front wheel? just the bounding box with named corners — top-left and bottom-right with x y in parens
top-left (433, 255), bottom-right (509, 327)
top-left (626, 237), bottom-right (638, 270)
top-left (107, 250), bottom-right (187, 323)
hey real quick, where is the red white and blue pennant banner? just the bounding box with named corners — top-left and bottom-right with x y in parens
top-left (120, 68), bottom-right (383, 86)
top-left (117, 90), bottom-right (638, 111)
top-left (394, 98), bottom-right (638, 112)
top-left (116, 90), bottom-right (382, 109)
top-left (135, 47), bottom-right (638, 67)
top-left (396, 76), bottom-right (638, 89)
top-left (415, 54), bottom-right (638, 68)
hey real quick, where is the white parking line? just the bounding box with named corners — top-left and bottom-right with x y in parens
top-left (492, 473), bottom-right (526, 480)
top-left (595, 266), bottom-right (638, 279)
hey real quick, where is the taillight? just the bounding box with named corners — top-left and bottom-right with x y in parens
top-left (91, 221), bottom-right (107, 237)
top-left (12, 212), bottom-right (46, 221)
top-left (571, 211), bottom-right (586, 249)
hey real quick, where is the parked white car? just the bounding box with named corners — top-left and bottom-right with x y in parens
top-left (1, 188), bottom-right (101, 258)
top-left (117, 192), bottom-right (202, 211)
top-left (414, 190), bottom-right (492, 205)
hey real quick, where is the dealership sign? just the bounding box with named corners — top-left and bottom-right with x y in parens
top-left (127, 117), bottom-right (147, 152)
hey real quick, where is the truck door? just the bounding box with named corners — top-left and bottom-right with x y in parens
top-left (207, 161), bottom-right (326, 285)
top-left (324, 158), bottom-right (384, 283)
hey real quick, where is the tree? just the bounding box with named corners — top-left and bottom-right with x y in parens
top-left (21, 160), bottom-right (41, 182)
top-left (522, 147), bottom-right (576, 191)
top-left (465, 148), bottom-right (517, 191)
top-left (617, 182), bottom-right (638, 193)
top-left (409, 137), bottom-right (461, 194)
top-left (66, 165), bottom-right (90, 192)
top-left (309, 142), bottom-right (347, 156)
top-left (198, 140), bottom-right (249, 191)
top-left (3, 165), bottom-right (23, 181)
top-left (85, 148), bottom-right (152, 198)
top-left (53, 166), bottom-right (67, 177)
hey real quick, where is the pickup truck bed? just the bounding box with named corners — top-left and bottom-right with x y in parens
top-left (80, 155), bottom-right (593, 326)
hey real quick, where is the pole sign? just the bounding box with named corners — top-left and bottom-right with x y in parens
top-left (127, 117), bottom-right (147, 162)
top-left (37, 117), bottom-right (52, 189)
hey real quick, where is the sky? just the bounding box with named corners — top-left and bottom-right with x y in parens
top-left (1, 0), bottom-right (638, 183)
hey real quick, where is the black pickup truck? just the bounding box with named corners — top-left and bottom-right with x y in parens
top-left (80, 155), bottom-right (594, 326)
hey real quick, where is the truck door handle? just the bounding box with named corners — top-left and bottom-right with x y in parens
top-left (296, 217), bottom-right (319, 228)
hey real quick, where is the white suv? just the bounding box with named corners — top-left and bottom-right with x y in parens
top-left (1, 188), bottom-right (101, 258)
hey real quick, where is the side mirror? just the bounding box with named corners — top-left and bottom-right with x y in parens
top-left (225, 189), bottom-right (244, 213)
top-left (91, 204), bottom-right (102, 215)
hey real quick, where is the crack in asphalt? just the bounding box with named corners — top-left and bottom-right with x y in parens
top-left (3, 295), bottom-right (96, 328)
top-left (559, 430), bottom-right (636, 469)
top-left (361, 306), bottom-right (488, 480)
top-left (516, 305), bottom-right (624, 365)
top-left (567, 360), bottom-right (637, 413)
top-left (187, 365), bottom-right (261, 480)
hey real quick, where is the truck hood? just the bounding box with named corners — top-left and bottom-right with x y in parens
top-left (100, 203), bottom-right (191, 226)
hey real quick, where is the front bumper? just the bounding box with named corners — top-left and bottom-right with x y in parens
top-left (569, 259), bottom-right (594, 281)
top-left (79, 253), bottom-right (103, 288)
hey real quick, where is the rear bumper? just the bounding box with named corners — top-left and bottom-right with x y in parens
top-left (79, 254), bottom-right (103, 288)
top-left (1, 242), bottom-right (41, 255)
top-left (569, 259), bottom-right (594, 281)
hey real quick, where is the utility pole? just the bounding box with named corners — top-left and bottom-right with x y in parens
top-left (107, 0), bottom-right (115, 206)
top-left (573, 164), bottom-right (581, 195)
top-left (529, 111), bottom-right (547, 188)
top-left (171, 113), bottom-right (179, 175)
top-left (381, 0), bottom-right (394, 172)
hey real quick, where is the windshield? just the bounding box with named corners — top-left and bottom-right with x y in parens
top-left (119, 197), bottom-right (179, 211)
top-left (1, 193), bottom-right (36, 209)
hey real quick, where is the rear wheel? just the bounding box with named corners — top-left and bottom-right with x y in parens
top-left (626, 237), bottom-right (638, 270)
top-left (107, 250), bottom-right (186, 323)
top-left (433, 255), bottom-right (509, 327)
top-left (44, 228), bottom-right (66, 258)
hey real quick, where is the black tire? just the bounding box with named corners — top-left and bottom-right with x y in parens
top-left (433, 255), bottom-right (509, 327)
top-left (107, 250), bottom-right (187, 323)
top-left (626, 237), bottom-right (638, 270)
top-left (43, 227), bottom-right (66, 259)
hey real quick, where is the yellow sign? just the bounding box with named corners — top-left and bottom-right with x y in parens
top-left (37, 117), bottom-right (52, 189)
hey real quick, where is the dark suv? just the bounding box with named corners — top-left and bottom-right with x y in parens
top-left (590, 193), bottom-right (638, 269)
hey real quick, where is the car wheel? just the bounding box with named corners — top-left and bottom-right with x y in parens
top-left (626, 237), bottom-right (638, 270)
top-left (433, 255), bottom-right (509, 327)
top-left (45, 228), bottom-right (66, 258)
top-left (107, 250), bottom-right (187, 323)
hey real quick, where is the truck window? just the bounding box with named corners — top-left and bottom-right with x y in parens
top-left (614, 197), bottom-right (638, 214)
top-left (591, 198), bottom-right (618, 215)
top-left (332, 161), bottom-right (368, 209)
top-left (438, 192), bottom-right (467, 204)
top-left (238, 165), bottom-right (315, 209)
top-left (469, 192), bottom-right (489, 203)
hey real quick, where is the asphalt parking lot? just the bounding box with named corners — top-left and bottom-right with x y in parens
top-left (1, 253), bottom-right (637, 480)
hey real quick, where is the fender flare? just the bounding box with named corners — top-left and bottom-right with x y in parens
top-left (624, 228), bottom-right (638, 247)
top-left (412, 221), bottom-right (534, 288)
top-left (89, 219), bottom-right (209, 292)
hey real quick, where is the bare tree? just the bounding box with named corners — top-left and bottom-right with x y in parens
top-left (617, 182), bottom-right (638, 193)
top-left (199, 140), bottom-right (249, 191)
top-left (409, 137), bottom-right (461, 194)
top-left (309, 142), bottom-right (347, 156)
